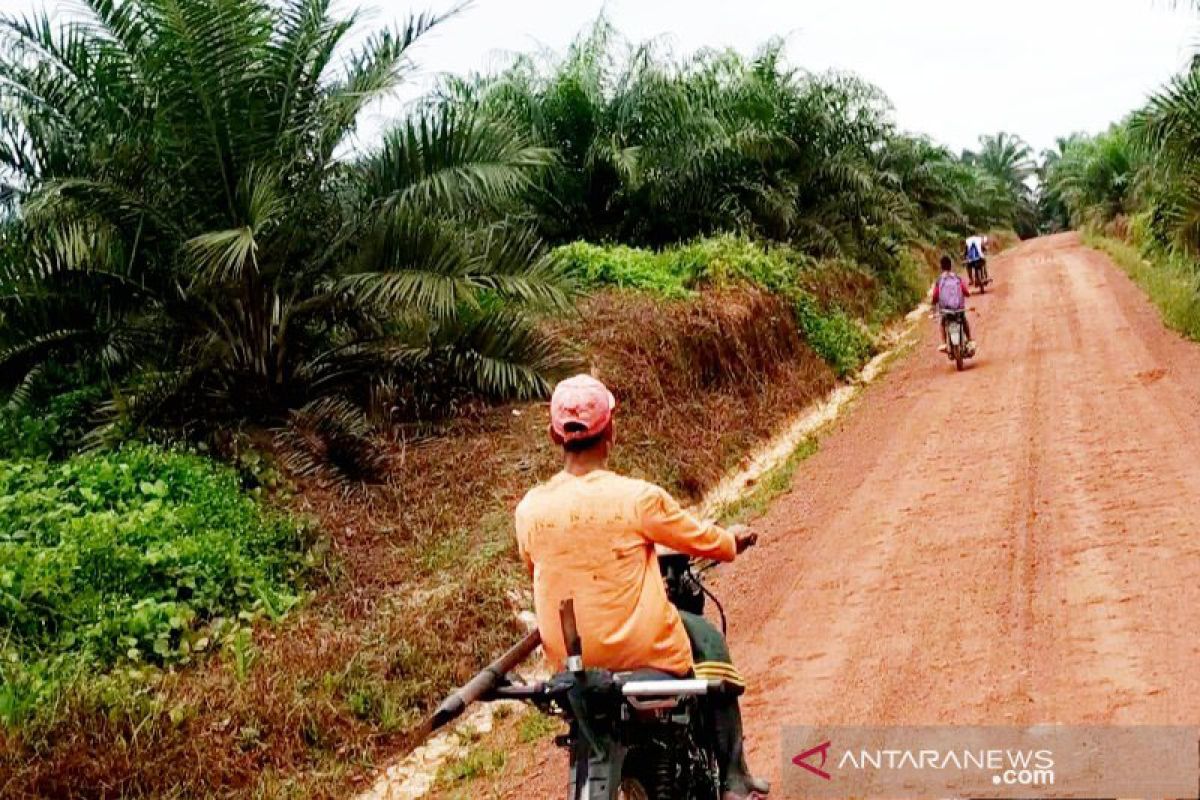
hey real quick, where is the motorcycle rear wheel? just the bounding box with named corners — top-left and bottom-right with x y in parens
top-left (617, 777), bottom-right (650, 800)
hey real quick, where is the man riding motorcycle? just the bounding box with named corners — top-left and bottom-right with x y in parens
top-left (964, 234), bottom-right (987, 287)
top-left (514, 374), bottom-right (769, 800)
top-left (933, 255), bottom-right (974, 353)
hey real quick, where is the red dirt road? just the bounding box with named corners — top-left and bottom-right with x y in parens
top-left (473, 233), bottom-right (1200, 797)
top-left (719, 232), bottom-right (1200, 783)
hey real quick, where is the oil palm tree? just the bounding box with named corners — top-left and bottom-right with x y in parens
top-left (964, 133), bottom-right (1038, 236)
top-left (1134, 69), bottom-right (1200, 251)
top-left (969, 132), bottom-right (1036, 190)
top-left (461, 22), bottom-right (932, 267)
top-left (0, 0), bottom-right (573, 440)
top-left (879, 136), bottom-right (975, 238)
top-left (1042, 127), bottom-right (1138, 230)
top-left (1037, 134), bottom-right (1087, 231)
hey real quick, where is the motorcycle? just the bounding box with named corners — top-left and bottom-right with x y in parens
top-left (941, 308), bottom-right (974, 372)
top-left (484, 542), bottom-right (752, 800)
top-left (966, 257), bottom-right (990, 293)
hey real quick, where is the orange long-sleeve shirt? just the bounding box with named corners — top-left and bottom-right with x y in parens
top-left (514, 469), bottom-right (736, 675)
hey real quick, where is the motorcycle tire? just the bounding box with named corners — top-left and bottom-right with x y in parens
top-left (621, 746), bottom-right (719, 800)
top-left (955, 346), bottom-right (964, 371)
top-left (617, 777), bottom-right (650, 800)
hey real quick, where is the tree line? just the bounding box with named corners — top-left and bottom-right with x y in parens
top-left (0, 0), bottom-right (1037, 447)
top-left (1040, 54), bottom-right (1200, 248)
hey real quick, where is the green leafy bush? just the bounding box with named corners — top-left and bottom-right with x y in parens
top-left (557, 235), bottom-right (877, 374)
top-left (0, 444), bottom-right (314, 726)
top-left (0, 413), bottom-right (58, 460)
top-left (557, 234), bottom-right (810, 294)
top-left (866, 248), bottom-right (932, 324)
top-left (554, 241), bottom-right (693, 297)
top-left (670, 236), bottom-right (808, 293)
top-left (0, 385), bottom-right (104, 459)
top-left (791, 293), bottom-right (874, 376)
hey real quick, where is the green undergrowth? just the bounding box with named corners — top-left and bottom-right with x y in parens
top-left (555, 235), bottom-right (931, 376)
top-left (0, 443), bottom-right (316, 729)
top-left (1084, 228), bottom-right (1200, 340)
top-left (439, 742), bottom-right (507, 784)
top-left (435, 724), bottom-right (510, 796)
top-left (791, 294), bottom-right (872, 376)
top-left (517, 709), bottom-right (559, 743)
top-left (0, 384), bottom-right (104, 460)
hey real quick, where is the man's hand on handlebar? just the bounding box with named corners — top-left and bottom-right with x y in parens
top-left (653, 522), bottom-right (757, 559)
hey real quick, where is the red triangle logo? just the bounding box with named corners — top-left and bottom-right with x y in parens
top-left (792, 740), bottom-right (832, 780)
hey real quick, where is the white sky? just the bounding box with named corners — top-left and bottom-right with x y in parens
top-left (369, 0), bottom-right (1198, 156)
top-left (5, 0), bottom-right (1197, 156)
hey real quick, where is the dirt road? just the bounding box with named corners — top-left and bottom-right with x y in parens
top-left (474, 233), bottom-right (1200, 796)
top-left (718, 232), bottom-right (1200, 782)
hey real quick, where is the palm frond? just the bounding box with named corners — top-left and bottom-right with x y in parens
top-left (185, 166), bottom-right (283, 282)
top-left (362, 106), bottom-right (555, 216)
top-left (437, 310), bottom-right (577, 400)
top-left (318, 5), bottom-right (463, 157)
top-left (337, 216), bottom-right (480, 318)
top-left (275, 396), bottom-right (390, 486)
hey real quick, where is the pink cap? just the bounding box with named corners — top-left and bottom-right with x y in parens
top-left (550, 374), bottom-right (616, 442)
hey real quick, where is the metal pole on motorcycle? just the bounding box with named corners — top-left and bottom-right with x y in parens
top-left (412, 628), bottom-right (543, 745)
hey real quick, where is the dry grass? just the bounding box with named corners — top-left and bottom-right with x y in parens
top-left (1102, 215), bottom-right (1131, 242)
top-left (570, 287), bottom-right (834, 501)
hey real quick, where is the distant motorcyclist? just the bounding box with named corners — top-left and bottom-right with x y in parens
top-left (964, 234), bottom-right (987, 287)
top-left (932, 255), bottom-right (974, 352)
top-left (515, 374), bottom-right (768, 800)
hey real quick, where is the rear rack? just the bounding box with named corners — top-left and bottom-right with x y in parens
top-left (620, 679), bottom-right (713, 697)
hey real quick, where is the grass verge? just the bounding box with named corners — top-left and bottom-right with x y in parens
top-left (1084, 231), bottom-right (1200, 340)
top-left (719, 438), bottom-right (819, 525)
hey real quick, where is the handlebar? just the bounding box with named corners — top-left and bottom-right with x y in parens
top-left (654, 523), bottom-right (756, 559)
top-left (662, 527), bottom-right (753, 561)
top-left (490, 682), bottom-right (551, 700)
top-left (622, 679), bottom-right (733, 697)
